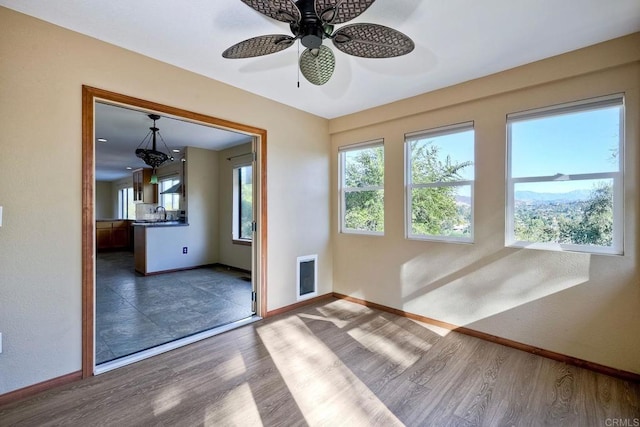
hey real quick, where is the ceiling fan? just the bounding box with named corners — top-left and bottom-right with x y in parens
top-left (222, 0), bottom-right (415, 85)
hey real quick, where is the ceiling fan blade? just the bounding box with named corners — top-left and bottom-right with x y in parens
top-left (332, 23), bottom-right (414, 58)
top-left (299, 46), bottom-right (336, 85)
top-left (241, 0), bottom-right (301, 24)
top-left (314, 0), bottom-right (376, 24)
top-left (222, 35), bottom-right (295, 59)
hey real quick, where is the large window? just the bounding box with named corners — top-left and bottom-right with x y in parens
top-left (233, 165), bottom-right (253, 242)
top-left (405, 122), bottom-right (475, 242)
top-left (339, 140), bottom-right (384, 235)
top-left (159, 177), bottom-right (180, 211)
top-left (118, 187), bottom-right (135, 220)
top-left (506, 94), bottom-right (624, 254)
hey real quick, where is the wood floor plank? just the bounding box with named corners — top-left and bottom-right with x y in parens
top-left (1, 297), bottom-right (639, 426)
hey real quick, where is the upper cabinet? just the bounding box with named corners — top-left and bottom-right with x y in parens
top-left (133, 168), bottom-right (157, 203)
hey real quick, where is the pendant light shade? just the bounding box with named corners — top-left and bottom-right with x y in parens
top-left (135, 114), bottom-right (174, 169)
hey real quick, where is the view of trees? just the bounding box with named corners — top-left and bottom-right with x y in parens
top-left (343, 146), bottom-right (384, 232)
top-left (409, 142), bottom-right (472, 237)
top-left (344, 143), bottom-right (615, 248)
top-left (343, 142), bottom-right (473, 236)
top-left (514, 182), bottom-right (614, 246)
top-left (239, 165), bottom-right (253, 240)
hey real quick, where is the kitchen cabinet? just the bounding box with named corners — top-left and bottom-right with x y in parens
top-left (133, 168), bottom-right (157, 203)
top-left (96, 220), bottom-right (131, 251)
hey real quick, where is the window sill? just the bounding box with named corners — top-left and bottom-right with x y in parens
top-left (232, 239), bottom-right (252, 246)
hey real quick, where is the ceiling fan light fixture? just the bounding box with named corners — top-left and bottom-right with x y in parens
top-left (225, 0), bottom-right (414, 84)
top-left (299, 45), bottom-right (335, 85)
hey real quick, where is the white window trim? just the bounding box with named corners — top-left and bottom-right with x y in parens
top-left (405, 121), bottom-right (475, 243)
top-left (338, 139), bottom-right (385, 236)
top-left (505, 94), bottom-right (625, 255)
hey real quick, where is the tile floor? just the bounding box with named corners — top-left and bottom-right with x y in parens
top-left (96, 251), bottom-right (253, 364)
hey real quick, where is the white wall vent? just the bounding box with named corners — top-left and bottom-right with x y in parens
top-left (296, 254), bottom-right (318, 301)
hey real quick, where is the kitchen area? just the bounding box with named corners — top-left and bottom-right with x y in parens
top-left (94, 102), bottom-right (255, 366)
top-left (96, 165), bottom-right (189, 276)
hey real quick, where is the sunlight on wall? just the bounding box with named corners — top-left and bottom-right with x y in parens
top-left (401, 248), bottom-right (591, 326)
top-left (257, 316), bottom-right (403, 426)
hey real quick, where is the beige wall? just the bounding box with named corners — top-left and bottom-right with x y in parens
top-left (218, 142), bottom-right (253, 271)
top-left (0, 7), bottom-right (331, 394)
top-left (184, 146), bottom-right (219, 265)
top-left (330, 34), bottom-right (640, 374)
top-left (94, 181), bottom-right (113, 219)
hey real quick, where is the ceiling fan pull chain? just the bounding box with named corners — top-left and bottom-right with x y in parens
top-left (297, 39), bottom-right (301, 88)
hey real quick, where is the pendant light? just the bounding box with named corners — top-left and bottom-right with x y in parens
top-left (135, 114), bottom-right (174, 182)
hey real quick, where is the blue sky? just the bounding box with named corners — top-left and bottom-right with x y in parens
top-left (412, 105), bottom-right (621, 194)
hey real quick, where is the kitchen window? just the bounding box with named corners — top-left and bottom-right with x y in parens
top-left (233, 165), bottom-right (252, 242)
top-left (405, 122), bottom-right (474, 242)
top-left (159, 178), bottom-right (180, 211)
top-left (506, 94), bottom-right (624, 254)
top-left (118, 187), bottom-right (135, 220)
top-left (339, 140), bottom-right (384, 235)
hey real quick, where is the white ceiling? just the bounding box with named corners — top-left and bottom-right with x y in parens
top-left (2, 0), bottom-right (639, 120)
top-left (95, 103), bottom-right (251, 181)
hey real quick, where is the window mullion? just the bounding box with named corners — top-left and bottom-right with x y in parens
top-left (411, 180), bottom-right (474, 189)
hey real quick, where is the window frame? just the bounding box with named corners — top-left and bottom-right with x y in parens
top-left (405, 121), bottom-right (475, 243)
top-left (505, 94), bottom-right (625, 255)
top-left (117, 186), bottom-right (135, 220)
top-left (338, 139), bottom-right (385, 236)
top-left (158, 176), bottom-right (180, 212)
top-left (232, 163), bottom-right (253, 244)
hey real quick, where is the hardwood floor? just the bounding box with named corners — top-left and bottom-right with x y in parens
top-left (1, 298), bottom-right (638, 426)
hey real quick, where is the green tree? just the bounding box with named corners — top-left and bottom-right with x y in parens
top-left (342, 142), bottom-right (472, 235)
top-left (566, 182), bottom-right (613, 246)
top-left (410, 142), bottom-right (472, 236)
top-left (344, 146), bottom-right (384, 232)
top-left (240, 166), bottom-right (253, 239)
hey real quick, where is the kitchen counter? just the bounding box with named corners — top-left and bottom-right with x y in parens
top-left (132, 220), bottom-right (189, 227)
top-left (133, 222), bottom-right (191, 275)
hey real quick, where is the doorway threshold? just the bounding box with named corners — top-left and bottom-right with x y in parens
top-left (95, 315), bottom-right (262, 375)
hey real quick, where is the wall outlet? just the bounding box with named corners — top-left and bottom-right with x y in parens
top-left (182, 247), bottom-right (188, 254)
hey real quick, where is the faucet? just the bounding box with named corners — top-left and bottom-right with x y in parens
top-left (155, 206), bottom-right (166, 221)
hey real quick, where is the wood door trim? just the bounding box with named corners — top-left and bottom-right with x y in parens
top-left (82, 85), bottom-right (268, 378)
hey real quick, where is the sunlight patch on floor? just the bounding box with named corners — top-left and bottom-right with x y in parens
top-left (204, 382), bottom-right (262, 426)
top-left (297, 312), bottom-right (351, 328)
top-left (348, 315), bottom-right (431, 370)
top-left (410, 319), bottom-right (452, 337)
top-left (152, 385), bottom-right (185, 416)
top-left (257, 316), bottom-right (404, 426)
top-left (216, 350), bottom-right (248, 382)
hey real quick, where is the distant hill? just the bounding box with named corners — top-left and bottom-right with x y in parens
top-left (455, 195), bottom-right (471, 205)
top-left (515, 189), bottom-right (592, 202)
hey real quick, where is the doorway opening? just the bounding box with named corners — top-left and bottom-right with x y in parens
top-left (82, 86), bottom-right (268, 377)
